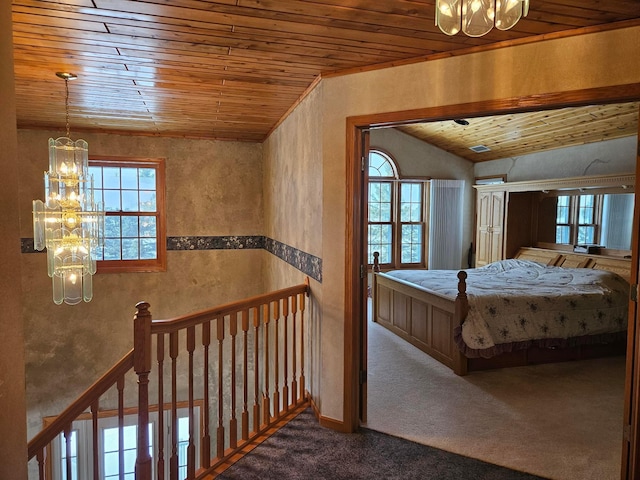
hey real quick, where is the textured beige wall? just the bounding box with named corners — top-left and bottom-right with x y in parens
top-left (18, 129), bottom-right (266, 437)
top-left (262, 83), bottom-right (324, 403)
top-left (314, 26), bottom-right (640, 421)
top-left (0, 3), bottom-right (27, 478)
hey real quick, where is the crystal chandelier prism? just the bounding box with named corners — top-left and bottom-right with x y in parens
top-left (32, 72), bottom-right (105, 305)
top-left (435, 0), bottom-right (530, 37)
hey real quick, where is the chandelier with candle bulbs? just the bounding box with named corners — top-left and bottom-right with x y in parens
top-left (32, 72), bottom-right (104, 305)
top-left (435, 0), bottom-right (529, 37)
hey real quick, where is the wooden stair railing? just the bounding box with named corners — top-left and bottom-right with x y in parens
top-left (27, 279), bottom-right (311, 480)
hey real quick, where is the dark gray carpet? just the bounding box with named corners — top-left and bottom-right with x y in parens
top-left (217, 408), bottom-right (548, 479)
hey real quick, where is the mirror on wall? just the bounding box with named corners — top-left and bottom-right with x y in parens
top-left (537, 192), bottom-right (634, 252)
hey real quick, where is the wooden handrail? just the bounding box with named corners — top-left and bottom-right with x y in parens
top-left (28, 279), bottom-right (312, 480)
top-left (150, 282), bottom-right (309, 334)
top-left (27, 350), bottom-right (134, 460)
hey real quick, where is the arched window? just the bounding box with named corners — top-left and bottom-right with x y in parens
top-left (368, 150), bottom-right (426, 269)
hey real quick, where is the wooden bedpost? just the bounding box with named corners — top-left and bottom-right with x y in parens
top-left (371, 252), bottom-right (380, 324)
top-left (453, 271), bottom-right (469, 376)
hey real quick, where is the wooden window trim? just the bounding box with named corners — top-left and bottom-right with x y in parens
top-left (554, 193), bottom-right (603, 246)
top-left (368, 149), bottom-right (429, 269)
top-left (90, 156), bottom-right (167, 274)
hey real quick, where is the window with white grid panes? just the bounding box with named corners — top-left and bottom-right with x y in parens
top-left (555, 194), bottom-right (601, 246)
top-left (367, 150), bottom-right (427, 269)
top-left (49, 406), bottom-right (198, 480)
top-left (89, 158), bottom-right (166, 273)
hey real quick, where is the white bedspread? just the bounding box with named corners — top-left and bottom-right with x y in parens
top-left (383, 259), bottom-right (629, 356)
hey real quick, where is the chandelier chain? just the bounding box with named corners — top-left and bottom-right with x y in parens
top-left (64, 78), bottom-right (70, 138)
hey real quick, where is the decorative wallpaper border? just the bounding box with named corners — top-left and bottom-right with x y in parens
top-left (22, 236), bottom-right (322, 283)
top-left (264, 238), bottom-right (322, 283)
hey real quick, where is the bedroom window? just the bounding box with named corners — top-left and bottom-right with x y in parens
top-left (555, 194), bottom-right (601, 245)
top-left (89, 157), bottom-right (166, 273)
top-left (367, 150), bottom-right (427, 269)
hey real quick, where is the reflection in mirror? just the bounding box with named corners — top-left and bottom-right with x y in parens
top-left (601, 193), bottom-right (634, 250)
top-left (537, 193), bottom-right (634, 252)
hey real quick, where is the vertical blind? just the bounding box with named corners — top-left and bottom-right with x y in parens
top-left (429, 179), bottom-right (465, 270)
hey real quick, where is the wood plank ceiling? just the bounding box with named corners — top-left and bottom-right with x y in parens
top-left (11, 1), bottom-right (640, 150)
top-left (396, 102), bottom-right (640, 162)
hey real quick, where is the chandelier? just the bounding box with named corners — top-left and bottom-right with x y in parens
top-left (435, 0), bottom-right (529, 37)
top-left (32, 72), bottom-right (104, 305)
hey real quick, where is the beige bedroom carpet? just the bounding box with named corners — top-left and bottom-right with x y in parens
top-left (364, 315), bottom-right (626, 480)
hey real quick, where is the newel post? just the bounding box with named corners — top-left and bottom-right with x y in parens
top-left (134, 302), bottom-right (153, 480)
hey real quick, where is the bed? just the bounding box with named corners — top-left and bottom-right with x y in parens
top-left (371, 247), bottom-right (631, 375)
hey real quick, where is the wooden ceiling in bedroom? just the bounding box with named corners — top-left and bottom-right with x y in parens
top-left (395, 102), bottom-right (640, 162)
top-left (11, 1), bottom-right (640, 145)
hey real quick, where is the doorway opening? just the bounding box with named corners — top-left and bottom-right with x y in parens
top-left (345, 86), bottom-right (640, 479)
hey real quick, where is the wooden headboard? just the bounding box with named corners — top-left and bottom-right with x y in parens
top-left (514, 247), bottom-right (632, 282)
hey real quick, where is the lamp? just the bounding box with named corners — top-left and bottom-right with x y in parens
top-left (32, 72), bottom-right (104, 305)
top-left (435, 0), bottom-right (529, 37)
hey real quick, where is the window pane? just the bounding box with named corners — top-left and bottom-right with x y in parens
top-left (369, 182), bottom-right (392, 222)
top-left (122, 217), bottom-right (139, 237)
top-left (380, 183), bottom-right (392, 202)
top-left (104, 190), bottom-right (121, 212)
top-left (139, 168), bottom-right (156, 190)
top-left (140, 238), bottom-right (157, 260)
top-left (105, 216), bottom-right (121, 238)
top-left (578, 226), bottom-right (595, 244)
top-left (368, 224), bottom-right (392, 264)
top-left (140, 217), bottom-right (157, 237)
top-left (368, 151), bottom-right (395, 177)
top-left (379, 203), bottom-right (391, 222)
top-left (139, 191), bottom-right (156, 212)
top-left (578, 195), bottom-right (595, 224)
top-left (121, 168), bottom-right (138, 190)
top-left (103, 451), bottom-right (119, 477)
top-left (104, 238), bottom-right (121, 260)
top-left (103, 167), bottom-right (121, 189)
top-left (121, 190), bottom-right (139, 212)
top-left (122, 239), bottom-right (139, 260)
top-left (556, 196), bottom-right (570, 223)
top-left (368, 203), bottom-right (381, 222)
top-left (401, 225), bottom-right (422, 263)
top-left (400, 183), bottom-right (422, 223)
top-left (89, 166), bottom-right (102, 189)
top-left (556, 226), bottom-right (570, 244)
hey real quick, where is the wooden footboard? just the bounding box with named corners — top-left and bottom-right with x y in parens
top-left (372, 268), bottom-right (470, 375)
top-left (370, 248), bottom-right (628, 376)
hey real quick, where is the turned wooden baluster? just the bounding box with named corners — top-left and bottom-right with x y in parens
top-left (252, 306), bottom-right (261, 433)
top-left (157, 333), bottom-right (165, 480)
top-left (262, 303), bottom-right (271, 426)
top-left (91, 400), bottom-right (99, 479)
top-left (273, 300), bottom-right (280, 418)
top-left (133, 301), bottom-right (152, 480)
top-left (169, 331), bottom-right (179, 480)
top-left (299, 290), bottom-right (306, 401)
top-left (291, 293), bottom-right (298, 405)
top-left (201, 321), bottom-right (211, 469)
top-left (241, 309), bottom-right (250, 441)
top-left (118, 376), bottom-right (125, 480)
top-left (63, 425), bottom-right (72, 480)
top-left (282, 296), bottom-right (289, 412)
top-left (36, 449), bottom-right (45, 480)
top-left (187, 326), bottom-right (196, 479)
top-left (229, 313), bottom-right (238, 449)
top-left (216, 316), bottom-right (225, 459)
